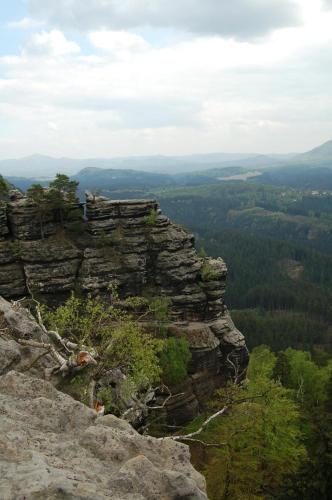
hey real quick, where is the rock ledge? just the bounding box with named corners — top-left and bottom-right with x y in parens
top-left (0, 370), bottom-right (207, 500)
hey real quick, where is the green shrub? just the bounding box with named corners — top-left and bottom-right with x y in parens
top-left (200, 260), bottom-right (219, 282)
top-left (42, 293), bottom-right (164, 405)
top-left (198, 247), bottom-right (207, 258)
top-left (160, 337), bottom-right (191, 386)
top-left (144, 209), bottom-right (158, 226)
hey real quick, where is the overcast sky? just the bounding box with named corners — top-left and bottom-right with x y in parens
top-left (1, 0), bottom-right (332, 159)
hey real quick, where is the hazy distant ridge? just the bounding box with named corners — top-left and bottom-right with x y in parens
top-left (0, 151), bottom-right (296, 178)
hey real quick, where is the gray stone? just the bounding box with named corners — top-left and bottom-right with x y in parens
top-left (0, 193), bottom-right (248, 425)
top-left (0, 370), bottom-right (207, 500)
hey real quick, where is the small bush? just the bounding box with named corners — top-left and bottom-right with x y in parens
top-left (198, 247), bottom-right (207, 258)
top-left (145, 209), bottom-right (158, 226)
top-left (160, 337), bottom-right (191, 386)
top-left (200, 260), bottom-right (219, 282)
top-left (42, 293), bottom-right (164, 406)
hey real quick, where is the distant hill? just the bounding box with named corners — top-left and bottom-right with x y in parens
top-left (0, 153), bottom-right (257, 177)
top-left (0, 152), bottom-right (291, 178)
top-left (3, 140), bottom-right (332, 192)
top-left (256, 166), bottom-right (332, 190)
top-left (73, 167), bottom-right (175, 194)
top-left (292, 140), bottom-right (332, 166)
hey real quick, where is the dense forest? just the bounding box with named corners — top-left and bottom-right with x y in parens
top-left (148, 181), bottom-right (332, 497)
top-left (187, 345), bottom-right (332, 499)
top-left (151, 183), bottom-right (332, 354)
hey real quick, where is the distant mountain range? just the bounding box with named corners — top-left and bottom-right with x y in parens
top-left (0, 151), bottom-right (296, 178)
top-left (2, 140), bottom-right (332, 193)
top-left (293, 139), bottom-right (332, 166)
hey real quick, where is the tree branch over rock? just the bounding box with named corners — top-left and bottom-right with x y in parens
top-left (4, 293), bottom-right (166, 425)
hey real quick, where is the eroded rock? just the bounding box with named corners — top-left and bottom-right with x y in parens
top-left (0, 193), bottom-right (248, 424)
top-left (0, 371), bottom-right (207, 500)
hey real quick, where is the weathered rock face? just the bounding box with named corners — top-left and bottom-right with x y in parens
top-left (0, 193), bottom-right (248, 424)
top-left (7, 196), bottom-right (82, 241)
top-left (0, 370), bottom-right (207, 499)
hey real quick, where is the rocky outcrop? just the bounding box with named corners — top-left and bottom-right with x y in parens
top-left (0, 370), bottom-right (207, 499)
top-left (0, 193), bottom-right (248, 424)
top-left (7, 195), bottom-right (82, 240)
top-left (0, 203), bottom-right (9, 240)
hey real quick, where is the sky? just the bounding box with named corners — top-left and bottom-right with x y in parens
top-left (1, 0), bottom-right (332, 159)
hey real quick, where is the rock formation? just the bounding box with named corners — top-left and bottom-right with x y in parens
top-left (0, 301), bottom-right (208, 497)
top-left (0, 370), bottom-right (207, 499)
top-left (0, 193), bottom-right (248, 424)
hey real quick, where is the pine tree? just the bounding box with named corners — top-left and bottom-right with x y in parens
top-left (48, 173), bottom-right (79, 225)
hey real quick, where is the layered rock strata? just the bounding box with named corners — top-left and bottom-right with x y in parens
top-left (0, 193), bottom-right (248, 423)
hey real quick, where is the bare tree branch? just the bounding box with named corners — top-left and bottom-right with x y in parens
top-left (148, 385), bottom-right (185, 410)
top-left (22, 348), bottom-right (51, 372)
top-left (165, 406), bottom-right (228, 443)
top-left (16, 338), bottom-right (67, 366)
top-left (174, 437), bottom-right (226, 448)
top-left (88, 379), bottom-right (96, 409)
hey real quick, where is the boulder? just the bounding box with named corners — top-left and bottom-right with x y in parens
top-left (0, 371), bottom-right (207, 499)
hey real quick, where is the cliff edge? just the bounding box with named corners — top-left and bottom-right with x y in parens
top-left (0, 370), bottom-right (207, 499)
top-left (0, 193), bottom-right (248, 423)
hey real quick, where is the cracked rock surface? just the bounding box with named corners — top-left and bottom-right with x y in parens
top-left (0, 371), bottom-right (207, 500)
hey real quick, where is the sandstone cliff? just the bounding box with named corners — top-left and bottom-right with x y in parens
top-left (0, 370), bottom-right (207, 499)
top-left (0, 193), bottom-right (248, 423)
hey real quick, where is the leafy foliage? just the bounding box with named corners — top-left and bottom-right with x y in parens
top-left (0, 175), bottom-right (9, 199)
top-left (149, 296), bottom-right (171, 324)
top-left (274, 348), bottom-right (332, 407)
top-left (48, 173), bottom-right (79, 225)
top-left (144, 208), bottom-right (158, 226)
top-left (26, 174), bottom-right (81, 237)
top-left (42, 293), bottom-right (164, 410)
top-left (189, 346), bottom-right (306, 500)
top-left (160, 337), bottom-right (191, 386)
top-left (49, 173), bottom-right (79, 197)
top-left (200, 260), bottom-right (219, 282)
top-left (232, 309), bottom-right (329, 352)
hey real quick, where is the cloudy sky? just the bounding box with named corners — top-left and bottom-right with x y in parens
top-left (1, 0), bottom-right (332, 159)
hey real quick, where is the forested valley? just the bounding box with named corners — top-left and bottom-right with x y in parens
top-left (2, 171), bottom-right (332, 498)
top-left (153, 182), bottom-right (332, 498)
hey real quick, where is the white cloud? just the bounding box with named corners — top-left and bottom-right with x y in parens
top-left (89, 30), bottom-right (150, 56)
top-left (7, 17), bottom-right (44, 30)
top-left (28, 0), bottom-right (300, 38)
top-left (48, 121), bottom-right (58, 131)
top-left (0, 1), bottom-right (332, 158)
top-left (22, 30), bottom-right (80, 57)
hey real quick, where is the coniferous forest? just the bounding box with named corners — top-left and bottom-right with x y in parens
top-left (152, 182), bottom-right (332, 498)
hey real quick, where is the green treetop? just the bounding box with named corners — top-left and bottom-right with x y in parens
top-left (0, 175), bottom-right (9, 200)
top-left (48, 173), bottom-right (79, 225)
top-left (26, 183), bottom-right (50, 239)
